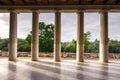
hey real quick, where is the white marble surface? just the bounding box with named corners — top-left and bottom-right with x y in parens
top-left (0, 58), bottom-right (120, 80)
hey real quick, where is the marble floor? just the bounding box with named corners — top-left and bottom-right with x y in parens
top-left (0, 58), bottom-right (120, 80)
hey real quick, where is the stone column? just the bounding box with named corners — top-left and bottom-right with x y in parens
top-left (31, 11), bottom-right (39, 61)
top-left (54, 11), bottom-right (61, 62)
top-left (9, 11), bottom-right (17, 61)
top-left (76, 11), bottom-right (84, 62)
top-left (99, 11), bottom-right (108, 63)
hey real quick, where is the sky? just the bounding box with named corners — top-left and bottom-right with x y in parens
top-left (0, 12), bottom-right (120, 42)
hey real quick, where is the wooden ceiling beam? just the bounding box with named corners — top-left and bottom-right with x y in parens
top-left (42, 0), bottom-right (48, 5)
top-left (29, 0), bottom-right (36, 5)
top-left (115, 0), bottom-right (120, 4)
top-left (0, 0), bottom-right (3, 5)
top-left (105, 0), bottom-right (114, 5)
top-left (93, 0), bottom-right (100, 5)
top-left (15, 0), bottom-right (24, 5)
top-left (80, 0), bottom-right (87, 5)
top-left (55, 0), bottom-right (60, 5)
top-left (3, 0), bottom-right (13, 5)
top-left (67, 0), bottom-right (73, 5)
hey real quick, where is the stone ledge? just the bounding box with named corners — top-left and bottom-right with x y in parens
top-left (0, 52), bottom-right (120, 59)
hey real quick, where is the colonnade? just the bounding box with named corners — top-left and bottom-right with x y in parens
top-left (8, 10), bottom-right (108, 63)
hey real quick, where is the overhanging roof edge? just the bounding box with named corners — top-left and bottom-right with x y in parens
top-left (0, 5), bottom-right (120, 12)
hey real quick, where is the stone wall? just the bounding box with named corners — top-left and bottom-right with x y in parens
top-left (0, 52), bottom-right (120, 59)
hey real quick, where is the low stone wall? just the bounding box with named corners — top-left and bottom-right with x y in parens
top-left (0, 52), bottom-right (120, 59)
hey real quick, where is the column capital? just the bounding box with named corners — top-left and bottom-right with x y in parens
top-left (76, 10), bottom-right (84, 16)
top-left (76, 10), bottom-right (84, 14)
top-left (9, 10), bottom-right (18, 14)
top-left (99, 10), bottom-right (108, 14)
top-left (32, 10), bottom-right (40, 14)
top-left (54, 9), bottom-right (61, 13)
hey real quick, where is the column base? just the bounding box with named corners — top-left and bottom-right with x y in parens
top-left (76, 59), bottom-right (84, 62)
top-left (99, 60), bottom-right (108, 63)
top-left (54, 59), bottom-right (61, 62)
top-left (31, 59), bottom-right (38, 61)
top-left (31, 58), bottom-right (38, 61)
top-left (8, 58), bottom-right (17, 61)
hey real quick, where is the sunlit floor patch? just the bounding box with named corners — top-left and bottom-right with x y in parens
top-left (0, 57), bottom-right (120, 80)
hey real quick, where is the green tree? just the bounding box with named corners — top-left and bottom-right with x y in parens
top-left (0, 38), bottom-right (31, 52)
top-left (61, 42), bottom-right (67, 52)
top-left (25, 34), bottom-right (31, 44)
top-left (63, 32), bottom-right (91, 53)
top-left (39, 22), bottom-right (54, 52)
top-left (109, 39), bottom-right (120, 53)
top-left (84, 31), bottom-right (91, 52)
top-left (88, 39), bottom-right (99, 53)
top-left (64, 39), bottom-right (76, 53)
top-left (0, 38), bottom-right (8, 51)
top-left (26, 22), bottom-right (54, 52)
top-left (17, 39), bottom-right (31, 52)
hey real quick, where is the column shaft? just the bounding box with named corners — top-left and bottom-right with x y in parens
top-left (54, 11), bottom-right (61, 62)
top-left (99, 11), bottom-right (108, 63)
top-left (9, 11), bottom-right (17, 61)
top-left (31, 11), bottom-right (39, 61)
top-left (76, 11), bottom-right (84, 62)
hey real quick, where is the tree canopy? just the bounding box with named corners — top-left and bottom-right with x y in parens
top-left (62, 32), bottom-right (91, 53)
top-left (0, 22), bottom-right (120, 53)
top-left (26, 22), bottom-right (54, 52)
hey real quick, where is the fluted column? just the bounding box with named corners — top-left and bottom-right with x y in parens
top-left (54, 11), bottom-right (61, 62)
top-left (31, 11), bottom-right (39, 61)
top-left (76, 11), bottom-right (84, 62)
top-left (99, 11), bottom-right (108, 63)
top-left (9, 10), bottom-right (17, 61)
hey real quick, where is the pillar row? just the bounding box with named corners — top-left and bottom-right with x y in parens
top-left (31, 11), bottom-right (39, 61)
top-left (99, 11), bottom-right (108, 63)
top-left (76, 11), bottom-right (84, 62)
top-left (9, 11), bottom-right (17, 61)
top-left (54, 11), bottom-right (61, 62)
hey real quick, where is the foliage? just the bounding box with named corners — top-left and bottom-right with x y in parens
top-left (25, 34), bottom-right (31, 44)
top-left (17, 39), bottom-right (31, 52)
top-left (39, 22), bottom-right (54, 52)
top-left (88, 39), bottom-right (99, 53)
top-left (109, 39), bottom-right (120, 53)
top-left (0, 38), bottom-right (8, 51)
top-left (62, 32), bottom-right (91, 53)
top-left (26, 22), bottom-right (54, 52)
top-left (0, 38), bottom-right (31, 51)
top-left (64, 39), bottom-right (76, 53)
top-left (84, 31), bottom-right (91, 52)
top-left (0, 21), bottom-right (120, 53)
top-left (61, 42), bottom-right (67, 52)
